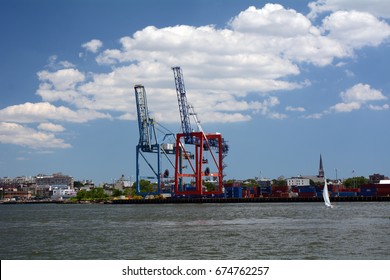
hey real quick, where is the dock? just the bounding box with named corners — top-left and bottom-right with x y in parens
top-left (112, 196), bottom-right (390, 204)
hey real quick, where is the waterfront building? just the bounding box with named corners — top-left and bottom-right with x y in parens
top-left (36, 173), bottom-right (74, 189)
top-left (287, 177), bottom-right (310, 187)
top-left (51, 186), bottom-right (77, 200)
top-left (369, 173), bottom-right (389, 184)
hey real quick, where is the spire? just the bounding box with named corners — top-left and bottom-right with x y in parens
top-left (318, 154), bottom-right (324, 178)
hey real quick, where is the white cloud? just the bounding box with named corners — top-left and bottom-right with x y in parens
top-left (81, 4), bottom-right (390, 124)
top-left (328, 83), bottom-right (387, 113)
top-left (0, 122), bottom-right (71, 149)
top-left (46, 55), bottom-right (76, 69)
top-left (369, 104), bottom-right (389, 111)
top-left (340, 83), bottom-right (387, 103)
top-left (2, 2), bottom-right (390, 152)
top-left (329, 101), bottom-right (361, 113)
top-left (229, 4), bottom-right (314, 36)
top-left (268, 112), bottom-right (288, 119)
top-left (0, 102), bottom-right (111, 123)
top-left (82, 39), bottom-right (103, 53)
top-left (308, 0), bottom-right (390, 19)
top-left (286, 106), bottom-right (306, 112)
top-left (321, 10), bottom-right (390, 50)
top-left (304, 113), bottom-right (323, 119)
top-left (37, 68), bottom-right (85, 91)
top-left (344, 69), bottom-right (355, 77)
top-left (306, 83), bottom-right (388, 117)
top-left (38, 122), bottom-right (65, 132)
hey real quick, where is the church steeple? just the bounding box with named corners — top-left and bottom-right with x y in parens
top-left (318, 154), bottom-right (324, 178)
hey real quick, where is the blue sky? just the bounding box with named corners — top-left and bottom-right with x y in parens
top-left (1, 0), bottom-right (390, 184)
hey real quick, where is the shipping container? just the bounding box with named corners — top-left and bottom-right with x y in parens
top-left (376, 187), bottom-right (390, 196)
top-left (340, 188), bottom-right (360, 193)
top-left (226, 187), bottom-right (243, 198)
top-left (185, 185), bottom-right (196, 191)
top-left (272, 186), bottom-right (289, 192)
top-left (280, 192), bottom-right (291, 198)
top-left (359, 186), bottom-right (377, 196)
top-left (337, 192), bottom-right (357, 197)
top-left (298, 192), bottom-right (316, 198)
top-left (298, 186), bottom-right (316, 193)
top-left (291, 186), bottom-right (299, 193)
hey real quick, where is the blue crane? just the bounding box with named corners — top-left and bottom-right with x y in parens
top-left (135, 84), bottom-right (158, 153)
top-left (134, 84), bottom-right (175, 195)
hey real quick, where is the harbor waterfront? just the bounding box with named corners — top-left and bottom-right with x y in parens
top-left (0, 202), bottom-right (389, 260)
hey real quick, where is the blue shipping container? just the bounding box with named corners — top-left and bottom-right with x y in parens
top-left (359, 188), bottom-right (377, 196)
top-left (299, 186), bottom-right (316, 193)
top-left (225, 187), bottom-right (242, 198)
top-left (233, 187), bottom-right (242, 198)
top-left (338, 192), bottom-right (357, 197)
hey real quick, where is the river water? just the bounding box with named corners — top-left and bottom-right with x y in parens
top-left (0, 202), bottom-right (389, 259)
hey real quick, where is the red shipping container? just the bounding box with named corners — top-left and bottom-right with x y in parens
top-left (340, 188), bottom-right (360, 193)
top-left (376, 187), bottom-right (390, 195)
top-left (298, 192), bottom-right (316, 198)
top-left (280, 192), bottom-right (290, 198)
top-left (272, 186), bottom-right (289, 192)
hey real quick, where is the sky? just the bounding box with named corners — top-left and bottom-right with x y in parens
top-left (1, 0), bottom-right (390, 184)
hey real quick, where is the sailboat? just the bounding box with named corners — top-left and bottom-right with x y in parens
top-left (322, 177), bottom-right (333, 208)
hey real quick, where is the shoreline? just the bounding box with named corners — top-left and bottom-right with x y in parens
top-left (1, 196), bottom-right (389, 205)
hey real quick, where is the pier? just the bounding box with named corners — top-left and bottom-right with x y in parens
top-left (112, 196), bottom-right (390, 204)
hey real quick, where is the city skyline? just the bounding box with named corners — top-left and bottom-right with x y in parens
top-left (1, 0), bottom-right (389, 184)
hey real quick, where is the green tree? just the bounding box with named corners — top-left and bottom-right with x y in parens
top-left (344, 176), bottom-right (369, 188)
top-left (203, 181), bottom-right (216, 191)
top-left (76, 189), bottom-right (87, 200)
top-left (128, 179), bottom-right (156, 194)
top-left (73, 181), bottom-right (84, 189)
top-left (272, 176), bottom-right (287, 186)
top-left (124, 188), bottom-right (135, 197)
top-left (112, 189), bottom-right (123, 197)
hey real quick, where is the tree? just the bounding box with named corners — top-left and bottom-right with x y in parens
top-left (76, 189), bottom-right (88, 200)
top-left (112, 189), bottom-right (123, 197)
top-left (131, 179), bottom-right (155, 193)
top-left (75, 188), bottom-right (109, 201)
top-left (203, 181), bottom-right (216, 191)
top-left (73, 181), bottom-right (84, 189)
top-left (343, 176), bottom-right (369, 188)
top-left (272, 177), bottom-right (287, 186)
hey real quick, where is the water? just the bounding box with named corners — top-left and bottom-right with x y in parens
top-left (0, 202), bottom-right (389, 259)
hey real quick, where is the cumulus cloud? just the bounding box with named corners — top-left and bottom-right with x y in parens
top-left (3, 3), bottom-right (390, 148)
top-left (304, 83), bottom-right (388, 117)
top-left (329, 83), bottom-right (387, 113)
top-left (308, 0), bottom-right (390, 19)
top-left (36, 4), bottom-right (390, 124)
top-left (229, 4), bottom-right (314, 36)
top-left (286, 106), bottom-right (306, 112)
top-left (37, 68), bottom-right (85, 91)
top-left (329, 101), bottom-right (362, 113)
top-left (369, 104), bottom-right (389, 111)
top-left (0, 122), bottom-right (71, 149)
top-left (82, 39), bottom-right (103, 53)
top-left (38, 122), bottom-right (65, 132)
top-left (46, 55), bottom-right (76, 69)
top-left (321, 10), bottom-right (390, 51)
top-left (340, 83), bottom-right (387, 103)
top-left (0, 102), bottom-right (111, 123)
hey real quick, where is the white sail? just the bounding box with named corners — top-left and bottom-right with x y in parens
top-left (322, 177), bottom-right (333, 208)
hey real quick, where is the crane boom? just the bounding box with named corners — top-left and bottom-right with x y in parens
top-left (172, 66), bottom-right (194, 144)
top-left (134, 84), bottom-right (157, 152)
